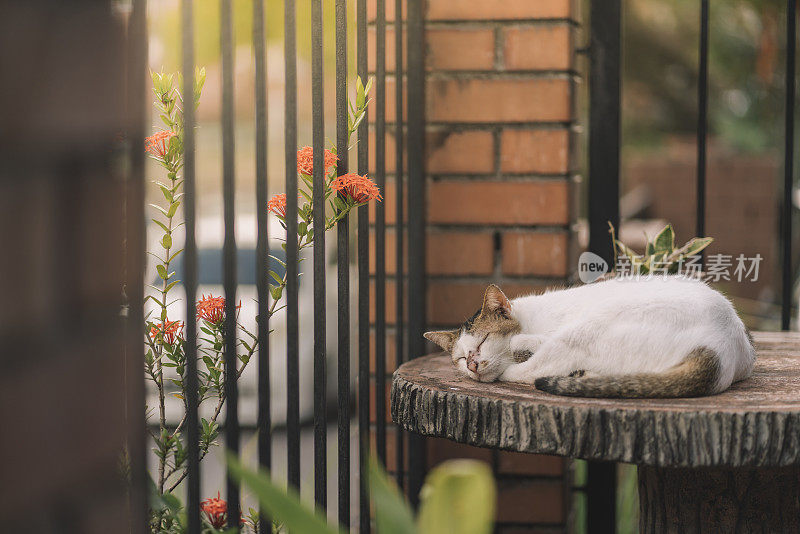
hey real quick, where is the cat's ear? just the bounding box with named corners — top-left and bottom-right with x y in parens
top-left (482, 284), bottom-right (511, 316)
top-left (423, 330), bottom-right (459, 352)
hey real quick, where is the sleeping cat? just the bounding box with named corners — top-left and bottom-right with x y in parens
top-left (423, 276), bottom-right (755, 398)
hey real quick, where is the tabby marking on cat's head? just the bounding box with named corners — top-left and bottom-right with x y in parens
top-left (424, 285), bottom-right (520, 382)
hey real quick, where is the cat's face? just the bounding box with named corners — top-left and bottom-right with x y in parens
top-left (424, 285), bottom-right (520, 382)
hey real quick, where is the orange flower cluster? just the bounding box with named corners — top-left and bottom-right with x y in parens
top-left (296, 146), bottom-right (337, 176)
top-left (149, 319), bottom-right (184, 346)
top-left (330, 173), bottom-right (383, 203)
top-left (197, 294), bottom-right (225, 325)
top-left (200, 492), bottom-right (227, 529)
top-left (145, 130), bottom-right (176, 159)
top-left (267, 193), bottom-right (287, 218)
top-left (197, 294), bottom-right (240, 326)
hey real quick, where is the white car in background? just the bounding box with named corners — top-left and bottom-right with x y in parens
top-left (145, 212), bottom-right (357, 427)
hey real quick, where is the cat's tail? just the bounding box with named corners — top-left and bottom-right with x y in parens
top-left (534, 347), bottom-right (720, 398)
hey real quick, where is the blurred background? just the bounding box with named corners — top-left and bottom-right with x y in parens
top-left (611, 0), bottom-right (790, 328)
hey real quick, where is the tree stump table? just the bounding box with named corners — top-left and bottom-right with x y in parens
top-left (391, 331), bottom-right (800, 533)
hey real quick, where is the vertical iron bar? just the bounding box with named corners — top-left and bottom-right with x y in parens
top-left (357, 0), bottom-right (371, 528)
top-left (253, 0), bottom-right (271, 531)
top-left (784, 0), bottom-right (796, 331)
top-left (221, 0), bottom-right (240, 527)
top-left (697, 0), bottom-right (709, 254)
top-left (375, 0), bottom-right (387, 466)
top-left (394, 0), bottom-right (405, 491)
top-left (406, 0), bottom-right (426, 508)
top-left (311, 0), bottom-right (327, 511)
top-left (182, 0), bottom-right (201, 531)
top-left (587, 1), bottom-right (620, 532)
top-left (126, 0), bottom-right (149, 530)
top-left (588, 0), bottom-right (621, 267)
top-left (285, 0), bottom-right (301, 492)
top-left (335, 0), bottom-right (351, 526)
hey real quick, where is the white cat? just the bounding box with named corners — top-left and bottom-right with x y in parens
top-left (424, 276), bottom-right (755, 398)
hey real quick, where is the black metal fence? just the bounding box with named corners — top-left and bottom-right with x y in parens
top-left (132, 0), bottom-right (426, 531)
top-left (586, 1), bottom-right (797, 531)
top-left (131, 0), bottom-right (800, 531)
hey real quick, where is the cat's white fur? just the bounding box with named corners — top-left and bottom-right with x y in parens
top-left (452, 276), bottom-right (755, 392)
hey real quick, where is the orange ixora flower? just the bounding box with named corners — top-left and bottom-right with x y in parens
top-left (197, 294), bottom-right (241, 326)
top-left (149, 319), bottom-right (184, 346)
top-left (267, 193), bottom-right (287, 219)
top-left (296, 146), bottom-right (338, 176)
top-left (145, 130), bottom-right (176, 159)
top-left (330, 173), bottom-right (383, 204)
top-left (200, 492), bottom-right (227, 529)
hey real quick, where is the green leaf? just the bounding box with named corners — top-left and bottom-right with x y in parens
top-left (645, 238), bottom-right (655, 256)
top-left (668, 237), bottom-right (714, 262)
top-left (168, 248), bottom-right (184, 263)
top-left (653, 224), bottom-right (675, 254)
top-left (148, 476), bottom-right (183, 514)
top-left (417, 460), bottom-right (496, 534)
top-left (156, 264), bottom-right (168, 279)
top-left (351, 110), bottom-right (366, 133)
top-left (356, 76), bottom-right (366, 108)
top-left (270, 286), bottom-right (283, 301)
top-left (298, 221), bottom-right (307, 236)
top-left (268, 270), bottom-right (283, 285)
top-left (614, 241), bottom-right (641, 263)
top-left (159, 185), bottom-right (173, 202)
top-left (167, 200), bottom-right (181, 218)
top-left (227, 454), bottom-right (342, 534)
top-left (161, 234), bottom-right (172, 249)
top-left (269, 254), bottom-right (287, 268)
top-left (363, 76), bottom-right (373, 99)
top-left (150, 203), bottom-right (169, 217)
top-left (151, 218), bottom-right (170, 233)
top-left (368, 457), bottom-right (417, 534)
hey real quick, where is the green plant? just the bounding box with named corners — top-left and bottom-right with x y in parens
top-left (144, 70), bottom-right (378, 533)
top-left (227, 455), bottom-right (496, 534)
top-left (609, 222), bottom-right (714, 275)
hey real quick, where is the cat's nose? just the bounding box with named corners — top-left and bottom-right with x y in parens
top-left (467, 358), bottom-right (478, 373)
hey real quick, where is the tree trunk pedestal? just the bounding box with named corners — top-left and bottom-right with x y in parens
top-left (637, 465), bottom-right (800, 533)
top-left (391, 332), bottom-right (800, 532)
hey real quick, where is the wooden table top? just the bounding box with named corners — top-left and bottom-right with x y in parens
top-left (391, 331), bottom-right (800, 467)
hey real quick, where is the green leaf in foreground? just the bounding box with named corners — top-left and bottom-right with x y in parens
top-left (368, 457), bottom-right (417, 534)
top-left (417, 460), bottom-right (496, 534)
top-left (226, 453), bottom-right (342, 534)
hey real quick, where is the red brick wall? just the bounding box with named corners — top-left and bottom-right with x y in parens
top-left (369, 0), bottom-right (579, 531)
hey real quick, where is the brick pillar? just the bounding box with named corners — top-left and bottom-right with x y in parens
top-left (370, 0), bottom-right (579, 531)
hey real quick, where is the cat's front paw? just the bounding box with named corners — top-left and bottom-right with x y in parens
top-left (499, 362), bottom-right (528, 383)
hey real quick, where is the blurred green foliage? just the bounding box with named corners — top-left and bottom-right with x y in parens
top-left (228, 455), bottom-right (496, 534)
top-left (622, 0), bottom-right (787, 152)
